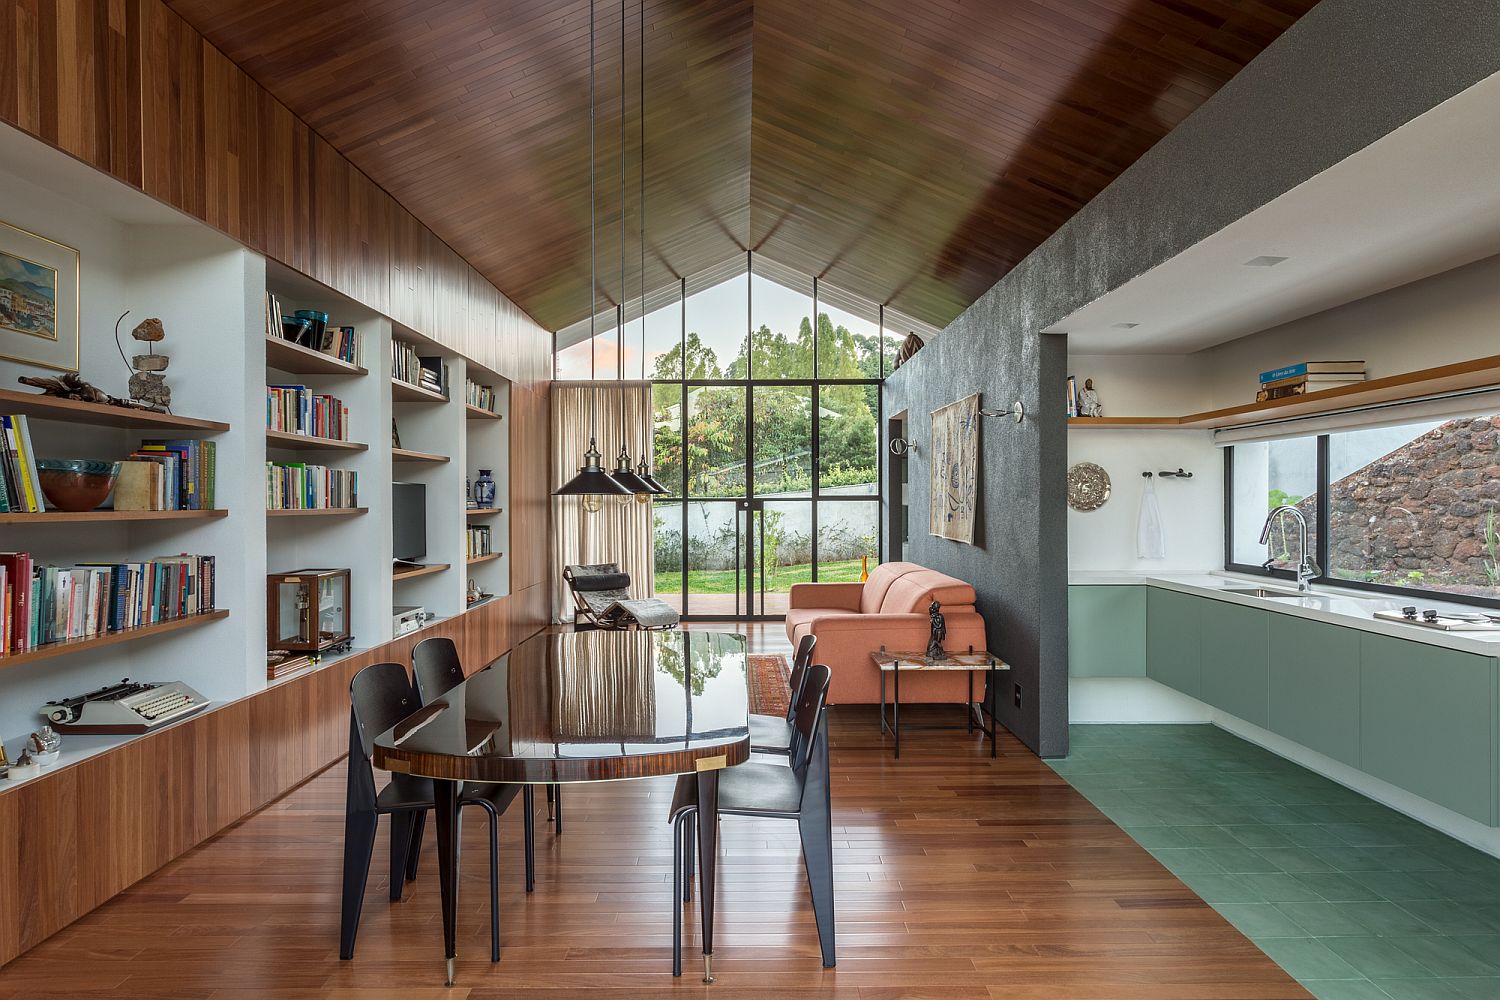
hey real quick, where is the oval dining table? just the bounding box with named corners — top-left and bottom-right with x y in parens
top-left (372, 627), bottom-right (751, 986)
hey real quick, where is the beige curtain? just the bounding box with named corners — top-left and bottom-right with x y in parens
top-left (551, 381), bottom-right (656, 621)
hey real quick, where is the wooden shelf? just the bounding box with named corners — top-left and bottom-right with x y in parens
top-left (466, 552), bottom-right (501, 565)
top-left (267, 507), bottom-right (368, 518)
top-left (0, 508), bottom-right (228, 524)
top-left (266, 429), bottom-right (369, 452)
top-left (466, 507), bottom-right (503, 517)
top-left (393, 562), bottom-right (450, 582)
top-left (264, 335), bottom-right (368, 377)
top-left (465, 404), bottom-right (502, 420)
top-left (391, 378), bottom-right (449, 404)
top-left (1065, 355), bottom-right (1500, 432)
top-left (0, 388), bottom-right (228, 432)
top-left (392, 447), bottom-right (449, 463)
top-left (0, 609), bottom-right (230, 670)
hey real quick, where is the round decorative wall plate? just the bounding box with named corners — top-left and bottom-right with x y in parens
top-left (1067, 462), bottom-right (1111, 511)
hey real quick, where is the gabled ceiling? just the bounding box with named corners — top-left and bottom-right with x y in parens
top-left (166, 0), bottom-right (1317, 333)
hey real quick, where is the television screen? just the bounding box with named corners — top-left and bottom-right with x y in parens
top-left (392, 481), bottom-right (426, 562)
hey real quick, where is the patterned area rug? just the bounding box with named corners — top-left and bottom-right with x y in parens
top-left (746, 653), bottom-right (790, 717)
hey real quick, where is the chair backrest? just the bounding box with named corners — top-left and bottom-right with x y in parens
top-left (347, 661), bottom-right (418, 812)
top-left (412, 636), bottom-right (464, 704)
top-left (785, 633), bottom-right (817, 722)
top-left (787, 663), bottom-right (832, 775)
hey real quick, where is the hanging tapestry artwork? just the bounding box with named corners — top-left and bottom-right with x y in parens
top-left (929, 392), bottom-right (979, 544)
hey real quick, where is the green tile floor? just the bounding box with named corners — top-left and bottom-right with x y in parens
top-left (1050, 725), bottom-right (1500, 1000)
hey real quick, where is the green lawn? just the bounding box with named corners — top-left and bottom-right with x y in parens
top-left (656, 557), bottom-right (866, 595)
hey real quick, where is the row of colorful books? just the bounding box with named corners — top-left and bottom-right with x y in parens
top-left (266, 385), bottom-right (351, 441)
top-left (466, 379), bottom-right (498, 413)
top-left (0, 414), bottom-right (44, 512)
top-left (120, 440), bottom-right (217, 511)
top-left (466, 525), bottom-right (493, 558)
top-left (0, 552), bottom-right (217, 654)
top-left (266, 462), bottom-right (359, 510)
top-left (264, 291), bottom-right (362, 366)
top-left (1256, 360), bottom-right (1366, 402)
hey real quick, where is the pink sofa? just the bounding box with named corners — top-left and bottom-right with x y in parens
top-left (785, 561), bottom-right (989, 705)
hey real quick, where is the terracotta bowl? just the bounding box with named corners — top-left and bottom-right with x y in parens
top-left (36, 459), bottom-right (121, 512)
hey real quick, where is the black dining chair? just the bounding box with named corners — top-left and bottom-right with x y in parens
top-left (342, 661), bottom-right (507, 962)
top-left (410, 636), bottom-right (539, 892)
top-left (668, 662), bottom-right (836, 976)
top-left (748, 633), bottom-right (816, 756)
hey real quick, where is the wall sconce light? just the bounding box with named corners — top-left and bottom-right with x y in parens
top-left (979, 400), bottom-right (1025, 423)
top-left (889, 438), bottom-right (914, 456)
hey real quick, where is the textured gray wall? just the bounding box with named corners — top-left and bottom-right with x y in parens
top-left (884, 0), bottom-right (1500, 758)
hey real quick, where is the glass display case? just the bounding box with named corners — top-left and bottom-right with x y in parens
top-left (266, 568), bottom-right (353, 655)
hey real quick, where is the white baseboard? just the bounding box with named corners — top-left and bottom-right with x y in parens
top-left (1068, 676), bottom-right (1500, 861)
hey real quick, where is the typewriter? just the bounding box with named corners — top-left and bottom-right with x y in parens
top-left (42, 679), bottom-right (209, 735)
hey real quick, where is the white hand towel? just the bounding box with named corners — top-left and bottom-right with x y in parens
top-left (1137, 476), bottom-right (1165, 560)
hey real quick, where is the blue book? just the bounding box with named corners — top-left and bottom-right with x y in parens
top-left (1259, 361), bottom-right (1364, 384)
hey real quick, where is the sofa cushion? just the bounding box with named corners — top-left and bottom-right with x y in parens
top-left (880, 569), bottom-right (977, 614)
top-left (785, 607), bottom-right (859, 636)
top-left (859, 561), bottom-right (923, 615)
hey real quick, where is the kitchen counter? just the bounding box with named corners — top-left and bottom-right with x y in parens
top-left (1069, 570), bottom-right (1500, 656)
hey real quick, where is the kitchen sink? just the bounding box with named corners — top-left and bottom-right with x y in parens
top-left (1218, 587), bottom-right (1308, 600)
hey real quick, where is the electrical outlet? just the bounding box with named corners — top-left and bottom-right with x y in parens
top-left (1013, 683), bottom-right (1022, 709)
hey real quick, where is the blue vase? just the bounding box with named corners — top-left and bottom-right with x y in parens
top-left (474, 469), bottom-right (497, 509)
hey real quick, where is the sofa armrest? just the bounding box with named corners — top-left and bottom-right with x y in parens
top-left (789, 582), bottom-right (864, 611)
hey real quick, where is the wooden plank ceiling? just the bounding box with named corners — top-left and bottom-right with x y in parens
top-left (165, 0), bottom-right (1316, 333)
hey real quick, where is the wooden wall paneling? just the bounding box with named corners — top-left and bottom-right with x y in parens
top-left (252, 87), bottom-right (312, 275)
top-left (9, 764), bottom-right (80, 957)
top-left (138, 0), bottom-right (206, 218)
top-left (200, 39), bottom-right (260, 244)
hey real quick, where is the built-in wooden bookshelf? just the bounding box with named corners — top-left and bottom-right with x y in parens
top-left (1067, 417), bottom-right (1182, 428)
top-left (0, 609), bottom-right (230, 671)
top-left (266, 507), bottom-right (368, 518)
top-left (466, 507), bottom-right (503, 517)
top-left (391, 378), bottom-right (448, 404)
top-left (266, 429), bottom-right (369, 452)
top-left (0, 509), bottom-right (228, 524)
top-left (393, 562), bottom-right (450, 582)
top-left (465, 404), bottom-right (501, 420)
top-left (391, 447), bottom-right (449, 463)
top-left (0, 388), bottom-right (229, 432)
top-left (466, 552), bottom-right (501, 566)
top-left (264, 335), bottom-right (369, 377)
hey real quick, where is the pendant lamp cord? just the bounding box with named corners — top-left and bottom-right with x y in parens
top-left (620, 0), bottom-right (627, 388)
top-left (587, 0), bottom-right (598, 440)
top-left (639, 0), bottom-right (647, 380)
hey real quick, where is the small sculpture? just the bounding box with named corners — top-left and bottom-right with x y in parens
top-left (117, 313), bottom-right (171, 413)
top-left (17, 372), bottom-right (116, 404)
top-left (1079, 378), bottom-right (1104, 418)
top-left (926, 600), bottom-right (947, 660)
top-left (894, 332), bottom-right (925, 370)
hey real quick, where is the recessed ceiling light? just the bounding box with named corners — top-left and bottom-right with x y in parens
top-left (1111, 322), bottom-right (1140, 329)
top-left (1243, 255), bottom-right (1289, 267)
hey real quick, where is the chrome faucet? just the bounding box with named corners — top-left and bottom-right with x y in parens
top-left (1259, 504), bottom-right (1319, 591)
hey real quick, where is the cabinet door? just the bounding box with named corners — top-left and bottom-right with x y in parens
top-left (1269, 615), bottom-right (1360, 767)
top-left (1069, 586), bottom-right (1145, 677)
top-left (1359, 633), bottom-right (1494, 824)
top-left (1199, 599), bottom-right (1269, 728)
top-left (1146, 588), bottom-right (1202, 698)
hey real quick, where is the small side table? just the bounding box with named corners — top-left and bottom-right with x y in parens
top-left (870, 647), bottom-right (1010, 759)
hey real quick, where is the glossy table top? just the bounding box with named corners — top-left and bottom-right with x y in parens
top-left (373, 629), bottom-right (751, 783)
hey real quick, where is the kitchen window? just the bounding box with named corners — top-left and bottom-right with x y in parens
top-left (1226, 412), bottom-right (1500, 607)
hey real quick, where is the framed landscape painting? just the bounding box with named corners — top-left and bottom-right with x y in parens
top-left (0, 219), bottom-right (80, 372)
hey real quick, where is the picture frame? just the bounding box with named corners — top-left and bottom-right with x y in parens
top-left (0, 219), bottom-right (80, 372)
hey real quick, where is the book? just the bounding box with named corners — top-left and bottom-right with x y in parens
top-left (1259, 361), bottom-right (1365, 384)
top-left (114, 461), bottom-right (164, 511)
top-left (1255, 379), bottom-right (1364, 402)
top-left (1065, 375), bottom-right (1078, 418)
top-left (1262, 372), bottom-right (1367, 389)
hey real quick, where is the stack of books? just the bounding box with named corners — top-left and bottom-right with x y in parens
top-left (466, 524), bottom-right (493, 559)
top-left (466, 379), bottom-right (497, 413)
top-left (392, 341), bottom-right (449, 397)
top-left (117, 440), bottom-right (217, 511)
top-left (264, 293), bottom-right (362, 366)
top-left (0, 414), bottom-right (44, 512)
top-left (1256, 361), bottom-right (1366, 402)
top-left (266, 385), bottom-right (351, 440)
top-left (266, 463), bottom-right (359, 510)
top-left (0, 552), bottom-right (217, 653)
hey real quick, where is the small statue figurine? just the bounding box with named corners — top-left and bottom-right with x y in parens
top-left (18, 372), bottom-right (115, 404)
top-left (926, 600), bottom-right (947, 660)
top-left (1079, 378), bottom-right (1104, 418)
top-left (120, 314), bottom-right (171, 412)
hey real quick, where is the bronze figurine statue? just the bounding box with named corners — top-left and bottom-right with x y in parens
top-left (926, 600), bottom-right (947, 660)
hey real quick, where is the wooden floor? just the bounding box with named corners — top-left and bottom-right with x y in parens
top-left (0, 624), bottom-right (1307, 998)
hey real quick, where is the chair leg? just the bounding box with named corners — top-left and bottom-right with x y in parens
top-left (681, 812), bottom-right (694, 902)
top-left (389, 810), bottom-right (415, 901)
top-left (338, 809), bottom-right (378, 960)
top-left (522, 785), bottom-right (536, 893)
top-left (671, 810), bottom-right (692, 977)
top-left (799, 812), bottom-right (837, 968)
top-left (487, 806), bottom-right (500, 963)
top-left (553, 784), bottom-right (562, 833)
top-left (405, 811), bottom-right (426, 882)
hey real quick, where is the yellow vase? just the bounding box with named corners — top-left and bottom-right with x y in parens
top-left (860, 555), bottom-right (869, 582)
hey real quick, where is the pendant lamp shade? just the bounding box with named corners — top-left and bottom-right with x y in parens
top-left (556, 437), bottom-right (632, 497)
top-left (635, 457), bottom-right (668, 494)
top-left (610, 446), bottom-right (654, 496)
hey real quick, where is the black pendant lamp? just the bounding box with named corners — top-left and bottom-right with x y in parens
top-left (554, 0), bottom-right (631, 509)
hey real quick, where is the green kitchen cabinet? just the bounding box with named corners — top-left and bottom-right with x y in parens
top-left (1069, 586), bottom-right (1146, 677)
top-left (1359, 632), bottom-right (1496, 825)
top-left (1146, 587), bottom-right (1202, 698)
top-left (1199, 599), bottom-right (1270, 729)
top-left (1268, 615), bottom-right (1361, 767)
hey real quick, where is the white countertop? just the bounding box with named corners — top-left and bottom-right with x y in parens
top-left (1069, 570), bottom-right (1500, 656)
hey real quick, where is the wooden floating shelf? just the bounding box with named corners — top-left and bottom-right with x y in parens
top-left (392, 447), bottom-right (449, 463)
top-left (466, 507), bottom-right (503, 517)
top-left (391, 378), bottom-right (449, 404)
top-left (465, 404), bottom-right (502, 420)
top-left (0, 388), bottom-right (228, 432)
top-left (1066, 355), bottom-right (1500, 431)
top-left (0, 508), bottom-right (228, 524)
top-left (267, 507), bottom-right (368, 518)
top-left (393, 562), bottom-right (450, 582)
top-left (466, 552), bottom-right (501, 566)
top-left (266, 429), bottom-right (369, 452)
top-left (0, 609), bottom-right (230, 670)
top-left (264, 335), bottom-right (368, 377)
